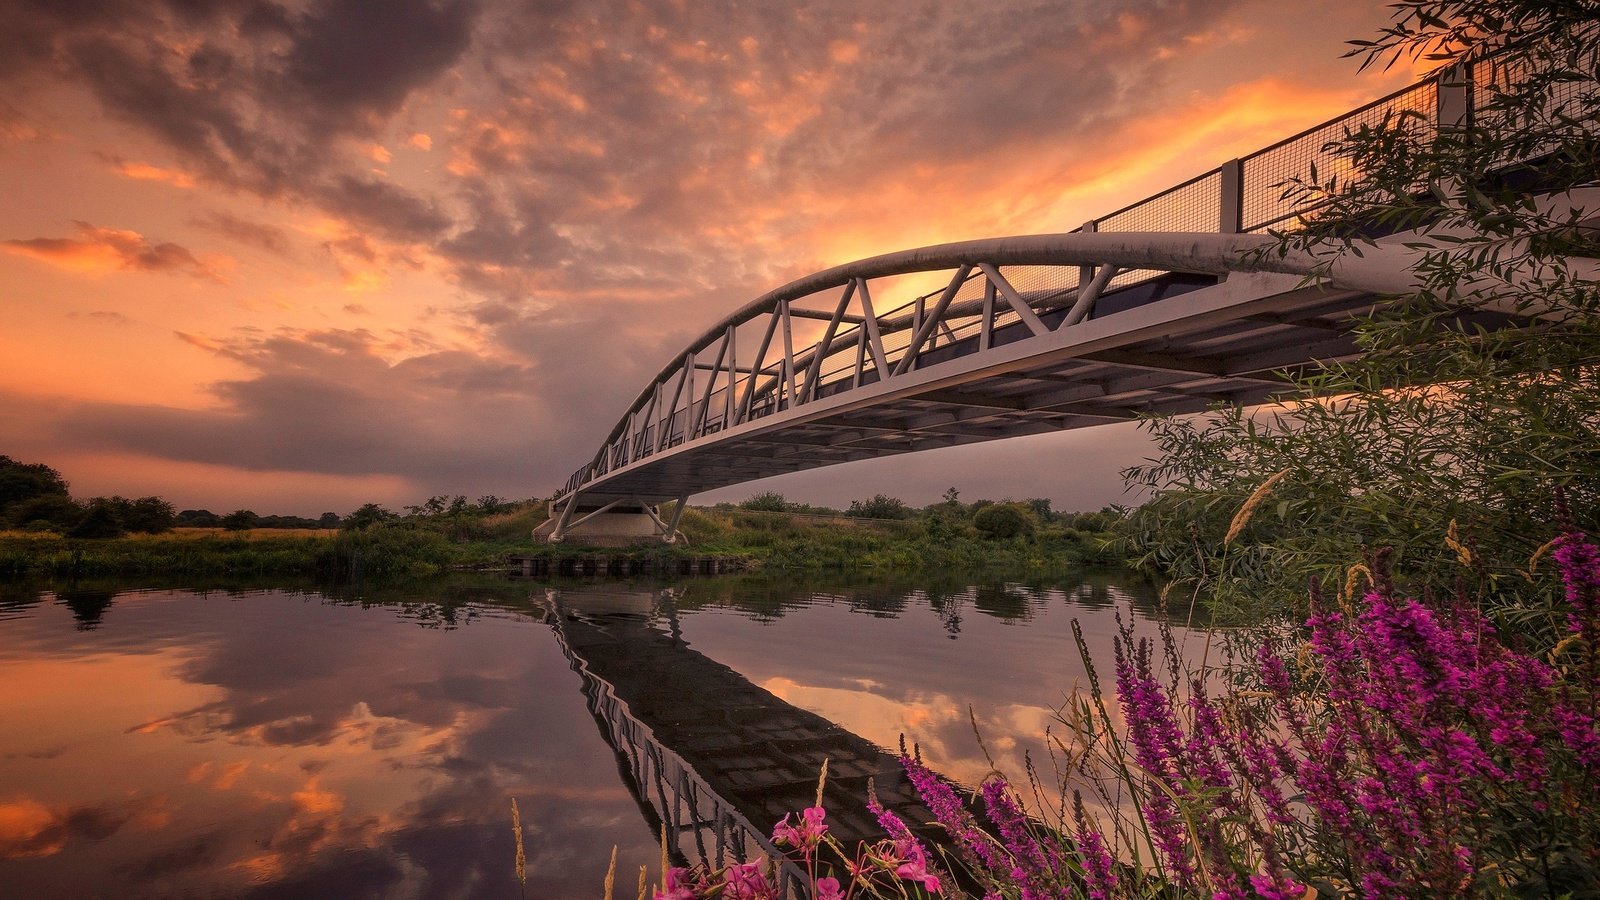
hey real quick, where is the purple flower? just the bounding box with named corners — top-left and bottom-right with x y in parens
top-left (1072, 801), bottom-right (1118, 900)
top-left (1248, 872), bottom-right (1309, 900)
top-left (979, 776), bottom-right (1066, 889)
top-left (1553, 531), bottom-right (1600, 631)
top-left (813, 876), bottom-right (844, 900)
top-left (901, 754), bottom-right (1009, 872)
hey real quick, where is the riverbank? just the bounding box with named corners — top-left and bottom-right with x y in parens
top-left (0, 501), bottom-right (1123, 581)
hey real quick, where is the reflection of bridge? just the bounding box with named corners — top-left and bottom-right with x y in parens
top-left (544, 62), bottom-right (1595, 541)
top-left (538, 589), bottom-right (936, 885)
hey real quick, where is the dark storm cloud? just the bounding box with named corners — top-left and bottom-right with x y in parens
top-left (7, 0), bottom-right (1238, 294)
top-left (282, 0), bottom-right (479, 118)
top-left (192, 211), bottom-right (292, 256)
top-left (9, 0), bottom-right (476, 233)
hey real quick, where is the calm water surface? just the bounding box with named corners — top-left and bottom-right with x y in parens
top-left (0, 572), bottom-right (1207, 898)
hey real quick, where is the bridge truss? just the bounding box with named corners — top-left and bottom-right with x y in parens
top-left (545, 60), bottom-right (1588, 540)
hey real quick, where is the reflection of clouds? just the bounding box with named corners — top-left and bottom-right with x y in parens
top-left (672, 578), bottom-right (1202, 798)
top-left (761, 671), bottom-right (1069, 789)
top-left (0, 794), bottom-right (169, 860)
top-left (0, 590), bottom-right (658, 896)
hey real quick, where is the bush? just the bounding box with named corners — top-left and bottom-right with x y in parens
top-left (67, 501), bottom-right (124, 538)
top-left (340, 503), bottom-right (397, 531)
top-left (972, 503), bottom-right (1034, 540)
top-left (846, 494), bottom-right (910, 520)
top-left (122, 497), bottom-right (177, 533)
top-left (4, 494), bottom-right (81, 531)
top-left (738, 491), bottom-right (790, 512)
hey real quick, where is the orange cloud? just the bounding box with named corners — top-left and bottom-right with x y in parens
top-left (113, 160), bottom-right (195, 188)
top-left (3, 222), bottom-right (226, 283)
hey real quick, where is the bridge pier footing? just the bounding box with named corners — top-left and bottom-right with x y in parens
top-left (533, 495), bottom-right (689, 546)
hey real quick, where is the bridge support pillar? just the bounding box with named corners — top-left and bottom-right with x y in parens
top-left (534, 494), bottom-right (690, 546)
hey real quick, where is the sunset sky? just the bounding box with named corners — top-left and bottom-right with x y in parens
top-left (0, 0), bottom-right (1423, 516)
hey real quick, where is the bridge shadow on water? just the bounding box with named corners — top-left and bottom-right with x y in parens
top-left (536, 584), bottom-right (943, 889)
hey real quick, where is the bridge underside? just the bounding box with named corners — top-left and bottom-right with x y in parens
top-left (565, 268), bottom-right (1522, 507)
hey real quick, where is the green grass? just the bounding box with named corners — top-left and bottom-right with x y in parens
top-left (0, 500), bottom-right (1124, 583)
top-left (671, 507), bottom-right (1120, 571)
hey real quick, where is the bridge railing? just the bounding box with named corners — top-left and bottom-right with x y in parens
top-left (555, 61), bottom-right (1529, 502)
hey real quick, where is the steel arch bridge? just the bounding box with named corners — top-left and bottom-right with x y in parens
top-left (542, 64), bottom-right (1596, 543)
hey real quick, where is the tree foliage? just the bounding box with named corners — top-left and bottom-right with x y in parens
top-left (1119, 1), bottom-right (1600, 626)
top-left (739, 491), bottom-right (791, 512)
top-left (846, 494), bottom-right (912, 520)
top-left (0, 455), bottom-right (69, 510)
top-left (340, 503), bottom-right (397, 531)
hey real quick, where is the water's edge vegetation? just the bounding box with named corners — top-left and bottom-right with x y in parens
top-left (0, 494), bottom-right (1127, 583)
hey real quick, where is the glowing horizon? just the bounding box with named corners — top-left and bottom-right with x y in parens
top-left (0, 0), bottom-right (1412, 515)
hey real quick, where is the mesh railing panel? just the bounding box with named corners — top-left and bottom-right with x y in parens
top-left (1241, 79), bottom-right (1438, 232)
top-left (1473, 53), bottom-right (1597, 163)
top-left (1096, 171), bottom-right (1223, 234)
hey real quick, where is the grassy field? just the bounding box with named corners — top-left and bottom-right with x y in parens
top-left (0, 499), bottom-right (1120, 583)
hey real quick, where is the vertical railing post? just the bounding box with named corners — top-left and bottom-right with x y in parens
top-left (1078, 220), bottom-right (1096, 290)
top-left (1436, 61), bottom-right (1472, 130)
top-left (1219, 159), bottom-right (1243, 234)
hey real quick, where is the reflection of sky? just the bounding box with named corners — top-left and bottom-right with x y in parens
top-left (0, 574), bottom-right (1216, 894)
top-left (658, 575), bottom-right (1218, 795)
top-left (0, 588), bottom-right (657, 897)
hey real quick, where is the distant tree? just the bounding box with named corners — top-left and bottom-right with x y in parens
top-left (1024, 498), bottom-right (1055, 524)
top-left (739, 491), bottom-right (790, 512)
top-left (341, 503), bottom-right (396, 531)
top-left (317, 511), bottom-right (341, 528)
top-left (69, 499), bottom-right (125, 538)
top-left (942, 487), bottom-right (961, 504)
top-left (221, 509), bottom-right (258, 531)
top-left (0, 455), bottom-right (70, 510)
top-left (4, 494), bottom-right (81, 531)
top-left (973, 503), bottom-right (1035, 540)
top-left (446, 495), bottom-right (469, 516)
top-left (178, 509), bottom-right (222, 527)
top-left (122, 497), bottom-right (177, 533)
top-left (846, 494), bottom-right (911, 520)
top-left (475, 496), bottom-right (508, 515)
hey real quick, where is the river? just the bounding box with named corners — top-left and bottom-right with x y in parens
top-left (0, 570), bottom-right (1208, 898)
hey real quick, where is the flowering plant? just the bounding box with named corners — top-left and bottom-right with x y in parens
top-left (888, 524), bottom-right (1599, 899)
